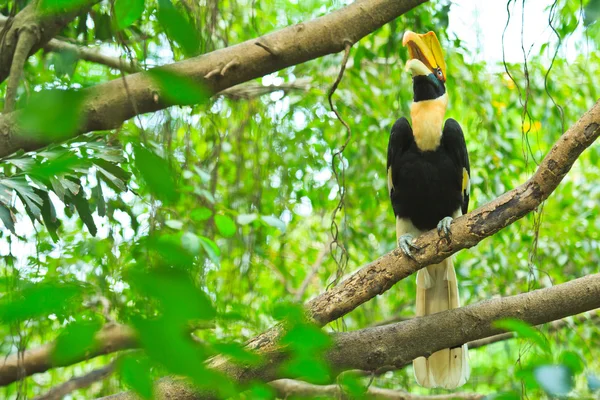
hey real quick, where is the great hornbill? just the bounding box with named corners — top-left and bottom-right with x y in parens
top-left (386, 31), bottom-right (470, 389)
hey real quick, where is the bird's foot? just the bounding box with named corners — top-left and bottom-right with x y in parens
top-left (397, 234), bottom-right (421, 260)
top-left (437, 216), bottom-right (453, 241)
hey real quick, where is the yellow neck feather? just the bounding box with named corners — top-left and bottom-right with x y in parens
top-left (410, 93), bottom-right (448, 151)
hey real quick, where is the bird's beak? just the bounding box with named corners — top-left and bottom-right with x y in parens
top-left (402, 31), bottom-right (446, 82)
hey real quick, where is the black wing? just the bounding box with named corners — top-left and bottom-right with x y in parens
top-left (387, 117), bottom-right (413, 200)
top-left (442, 118), bottom-right (470, 215)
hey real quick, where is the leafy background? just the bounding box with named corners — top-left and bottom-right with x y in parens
top-left (0, 0), bottom-right (599, 398)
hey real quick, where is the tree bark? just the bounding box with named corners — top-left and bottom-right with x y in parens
top-left (0, 323), bottom-right (136, 386)
top-left (0, 0), bottom-right (428, 157)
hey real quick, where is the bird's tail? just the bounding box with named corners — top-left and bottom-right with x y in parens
top-left (413, 257), bottom-right (470, 389)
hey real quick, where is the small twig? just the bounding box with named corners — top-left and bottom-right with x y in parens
top-left (204, 67), bottom-right (221, 79)
top-left (4, 27), bottom-right (37, 112)
top-left (33, 360), bottom-right (117, 400)
top-left (221, 57), bottom-right (239, 76)
top-left (255, 40), bottom-right (277, 56)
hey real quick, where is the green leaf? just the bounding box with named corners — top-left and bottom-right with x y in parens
top-left (584, 0), bottom-right (600, 27)
top-left (148, 68), bottom-right (210, 106)
top-left (214, 215), bottom-right (236, 237)
top-left (237, 213), bottom-right (258, 225)
top-left (51, 49), bottom-right (79, 77)
top-left (165, 220), bottom-right (184, 230)
top-left (156, 0), bottom-right (200, 56)
top-left (94, 13), bottom-right (113, 41)
top-left (0, 281), bottom-right (84, 323)
top-left (534, 365), bottom-right (573, 396)
top-left (114, 0), bottom-right (145, 30)
top-left (588, 374), bottom-right (600, 392)
top-left (493, 318), bottom-right (549, 353)
top-left (282, 324), bottom-right (332, 352)
top-left (53, 320), bottom-right (102, 365)
top-left (18, 90), bottom-right (86, 142)
top-left (95, 180), bottom-right (106, 218)
top-left (190, 207), bottom-right (212, 221)
top-left (261, 215), bottom-right (286, 232)
top-left (38, 0), bottom-right (91, 15)
top-left (198, 236), bottom-right (220, 265)
top-left (133, 145), bottom-right (178, 204)
top-left (212, 342), bottom-right (262, 365)
top-left (0, 204), bottom-right (16, 234)
top-left (127, 268), bottom-right (216, 322)
top-left (559, 350), bottom-right (584, 374)
top-left (119, 353), bottom-right (154, 399)
top-left (67, 179), bottom-right (97, 236)
top-left (39, 190), bottom-right (60, 242)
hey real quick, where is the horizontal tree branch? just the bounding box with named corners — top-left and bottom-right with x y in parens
top-left (33, 359), bottom-right (117, 400)
top-left (0, 323), bottom-right (136, 386)
top-left (0, 0), bottom-right (428, 157)
top-left (269, 379), bottom-right (484, 399)
top-left (101, 273), bottom-right (600, 399)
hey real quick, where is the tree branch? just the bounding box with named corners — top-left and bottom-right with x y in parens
top-left (33, 360), bottom-right (117, 400)
top-left (0, 0), bottom-right (428, 157)
top-left (101, 273), bottom-right (600, 399)
top-left (0, 0), bottom-right (99, 84)
top-left (0, 323), bottom-right (137, 386)
top-left (269, 379), bottom-right (485, 399)
top-left (3, 28), bottom-right (37, 112)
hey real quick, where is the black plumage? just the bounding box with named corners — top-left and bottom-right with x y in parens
top-left (387, 117), bottom-right (470, 231)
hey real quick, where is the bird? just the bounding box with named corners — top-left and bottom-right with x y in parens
top-left (386, 30), bottom-right (471, 389)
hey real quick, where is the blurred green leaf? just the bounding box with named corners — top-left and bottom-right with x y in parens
top-left (534, 365), bottom-right (573, 397)
top-left (133, 145), bottom-right (178, 204)
top-left (212, 342), bottom-right (262, 365)
top-left (127, 268), bottom-right (216, 322)
top-left (156, 0), bottom-right (200, 56)
top-left (0, 281), bottom-right (84, 323)
top-left (51, 49), bottom-right (79, 77)
top-left (214, 215), bottom-right (236, 237)
top-left (493, 318), bottom-right (550, 353)
top-left (148, 68), bottom-right (210, 106)
top-left (198, 236), bottom-right (220, 264)
top-left (18, 90), bottom-right (86, 141)
top-left (190, 207), bottom-right (212, 221)
top-left (588, 374), bottom-right (600, 392)
top-left (584, 0), bottom-right (600, 27)
top-left (237, 213), bottom-right (258, 225)
top-left (165, 220), bottom-right (184, 230)
top-left (53, 319), bottom-right (102, 365)
top-left (119, 352), bottom-right (154, 399)
top-left (114, 0), bottom-right (145, 30)
top-left (261, 215), bottom-right (286, 232)
top-left (559, 350), bottom-right (584, 374)
top-left (38, 0), bottom-right (91, 14)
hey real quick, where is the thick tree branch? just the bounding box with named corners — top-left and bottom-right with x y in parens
top-left (0, 0), bottom-right (99, 84)
top-left (3, 28), bottom-right (37, 112)
top-left (101, 274), bottom-right (600, 399)
top-left (33, 360), bottom-right (117, 400)
top-left (0, 0), bottom-right (428, 157)
top-left (269, 380), bottom-right (485, 400)
top-left (0, 323), bottom-right (136, 386)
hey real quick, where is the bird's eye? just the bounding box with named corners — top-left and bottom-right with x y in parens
top-left (435, 68), bottom-right (443, 78)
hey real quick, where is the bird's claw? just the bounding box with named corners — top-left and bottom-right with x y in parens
top-left (437, 216), bottom-right (453, 240)
top-left (397, 234), bottom-right (421, 260)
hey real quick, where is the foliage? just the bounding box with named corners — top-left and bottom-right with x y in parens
top-left (0, 0), bottom-right (599, 399)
